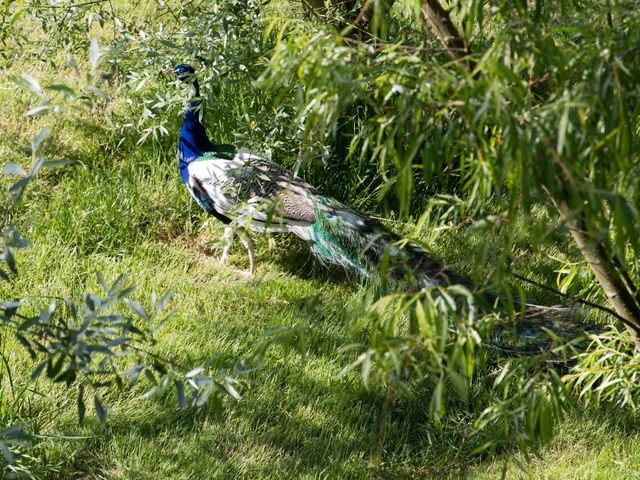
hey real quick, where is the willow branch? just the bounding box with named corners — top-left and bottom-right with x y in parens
top-left (420, 0), bottom-right (474, 71)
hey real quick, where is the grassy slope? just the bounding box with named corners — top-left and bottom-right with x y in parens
top-left (2, 8), bottom-right (640, 480)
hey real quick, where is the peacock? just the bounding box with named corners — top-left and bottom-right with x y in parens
top-left (173, 63), bottom-right (466, 284)
top-left (173, 63), bottom-right (600, 354)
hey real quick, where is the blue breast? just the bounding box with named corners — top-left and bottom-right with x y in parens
top-left (178, 101), bottom-right (214, 184)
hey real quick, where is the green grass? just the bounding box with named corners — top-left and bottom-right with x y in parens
top-left (1, 4), bottom-right (640, 479)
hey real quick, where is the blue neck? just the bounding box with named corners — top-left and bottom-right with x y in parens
top-left (179, 80), bottom-right (213, 183)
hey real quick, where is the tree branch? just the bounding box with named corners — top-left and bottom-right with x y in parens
top-left (421, 0), bottom-right (473, 71)
top-left (558, 202), bottom-right (640, 350)
top-left (348, 0), bottom-right (396, 36)
top-left (510, 273), bottom-right (627, 324)
top-left (299, 0), bottom-right (396, 41)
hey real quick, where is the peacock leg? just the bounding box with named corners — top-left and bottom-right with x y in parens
top-left (235, 228), bottom-right (256, 274)
top-left (219, 226), bottom-right (234, 265)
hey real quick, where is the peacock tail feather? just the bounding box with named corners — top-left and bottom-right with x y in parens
top-left (296, 192), bottom-right (473, 290)
top-left (297, 193), bottom-right (604, 355)
top-left (306, 198), bottom-right (387, 278)
top-left (481, 306), bottom-right (603, 357)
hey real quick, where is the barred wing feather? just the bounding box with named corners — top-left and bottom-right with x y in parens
top-left (187, 150), bottom-right (317, 232)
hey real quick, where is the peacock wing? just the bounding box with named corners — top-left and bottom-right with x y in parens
top-left (231, 150), bottom-right (317, 225)
top-left (188, 150), bottom-right (316, 228)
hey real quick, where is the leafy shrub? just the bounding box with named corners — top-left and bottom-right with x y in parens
top-left (0, 102), bottom-right (247, 476)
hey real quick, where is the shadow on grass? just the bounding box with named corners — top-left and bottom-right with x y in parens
top-left (52, 296), bottom-right (484, 479)
top-left (61, 373), bottom-right (481, 479)
top-left (265, 234), bottom-right (356, 287)
top-left (49, 281), bottom-right (640, 478)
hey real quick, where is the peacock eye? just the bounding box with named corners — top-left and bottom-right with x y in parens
top-left (326, 212), bottom-right (334, 219)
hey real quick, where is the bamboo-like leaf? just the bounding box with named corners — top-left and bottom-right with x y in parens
top-left (26, 105), bottom-right (50, 116)
top-left (156, 289), bottom-right (172, 314)
top-left (124, 299), bottom-right (150, 321)
top-left (430, 380), bottom-right (444, 424)
top-left (87, 86), bottom-right (110, 100)
top-left (186, 366), bottom-right (205, 378)
top-left (89, 35), bottom-right (100, 69)
top-left (0, 441), bottom-right (14, 465)
top-left (538, 400), bottom-right (552, 443)
top-left (195, 385), bottom-right (213, 407)
top-left (175, 381), bottom-right (186, 410)
top-left (2, 163), bottom-right (26, 176)
top-left (19, 72), bottom-right (42, 95)
top-left (31, 128), bottom-right (48, 154)
top-left (42, 159), bottom-right (76, 169)
top-left (556, 103), bottom-right (570, 154)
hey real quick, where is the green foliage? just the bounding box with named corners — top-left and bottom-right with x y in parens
top-left (474, 359), bottom-right (572, 456)
top-left (266, 0), bottom-right (640, 242)
top-left (565, 326), bottom-right (640, 409)
top-left (261, 0), bottom-right (640, 459)
top-left (340, 282), bottom-right (482, 408)
top-left (2, 0), bottom-right (640, 476)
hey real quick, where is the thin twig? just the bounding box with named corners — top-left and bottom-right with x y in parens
top-left (511, 272), bottom-right (625, 323)
top-left (623, 44), bottom-right (640, 58)
top-left (342, 35), bottom-right (466, 54)
top-left (127, 344), bottom-right (185, 371)
top-left (30, 0), bottom-right (109, 8)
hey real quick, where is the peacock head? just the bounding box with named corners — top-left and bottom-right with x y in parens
top-left (172, 64), bottom-right (196, 82)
